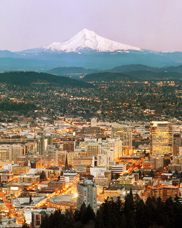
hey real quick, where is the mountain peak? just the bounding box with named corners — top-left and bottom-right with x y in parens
top-left (43, 29), bottom-right (141, 52)
top-left (79, 28), bottom-right (95, 34)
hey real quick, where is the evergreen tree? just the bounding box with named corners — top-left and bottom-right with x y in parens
top-left (120, 213), bottom-right (127, 228)
top-left (124, 189), bottom-right (134, 216)
top-left (22, 221), bottom-right (30, 228)
top-left (99, 199), bottom-right (114, 228)
top-left (145, 197), bottom-right (157, 227)
top-left (38, 195), bottom-right (182, 228)
top-left (164, 197), bottom-right (176, 228)
top-left (95, 210), bottom-right (105, 228)
top-left (135, 199), bottom-right (147, 228)
top-left (81, 204), bottom-right (95, 224)
top-left (64, 210), bottom-right (76, 228)
top-left (76, 203), bottom-right (86, 222)
top-left (127, 212), bottom-right (136, 228)
top-left (40, 214), bottom-right (50, 228)
top-left (116, 197), bottom-right (122, 215)
top-left (175, 169), bottom-right (179, 177)
top-left (150, 169), bottom-right (154, 178)
top-left (40, 171), bottom-right (46, 181)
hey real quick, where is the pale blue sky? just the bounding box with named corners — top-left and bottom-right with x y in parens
top-left (0, 0), bottom-right (181, 52)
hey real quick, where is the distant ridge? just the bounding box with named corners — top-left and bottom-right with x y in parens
top-left (109, 64), bottom-right (182, 74)
top-left (83, 64), bottom-right (182, 82)
top-left (47, 64), bottom-right (182, 81)
top-left (109, 64), bottom-right (158, 72)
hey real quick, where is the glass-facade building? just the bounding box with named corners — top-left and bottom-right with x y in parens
top-left (150, 121), bottom-right (173, 156)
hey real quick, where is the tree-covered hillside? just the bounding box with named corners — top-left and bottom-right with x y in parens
top-left (83, 72), bottom-right (135, 82)
top-left (0, 71), bottom-right (93, 88)
top-left (83, 70), bottom-right (182, 82)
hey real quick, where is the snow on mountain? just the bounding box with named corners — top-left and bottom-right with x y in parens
top-left (42, 29), bottom-right (141, 52)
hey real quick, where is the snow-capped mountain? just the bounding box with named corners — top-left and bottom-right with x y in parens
top-left (1, 28), bottom-right (182, 72)
top-left (42, 28), bottom-right (141, 52)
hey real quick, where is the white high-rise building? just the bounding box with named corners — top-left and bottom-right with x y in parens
top-left (77, 178), bottom-right (97, 213)
top-left (98, 137), bottom-right (122, 160)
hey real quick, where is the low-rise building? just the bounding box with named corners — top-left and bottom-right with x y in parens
top-left (116, 174), bottom-right (135, 185)
top-left (18, 174), bottom-right (40, 184)
top-left (17, 154), bottom-right (43, 168)
top-left (48, 181), bottom-right (65, 191)
top-left (73, 156), bottom-right (94, 168)
top-left (47, 194), bottom-right (77, 212)
top-left (147, 184), bottom-right (179, 201)
top-left (104, 184), bottom-right (125, 199)
top-left (111, 164), bottom-right (126, 175)
top-left (12, 165), bottom-right (30, 175)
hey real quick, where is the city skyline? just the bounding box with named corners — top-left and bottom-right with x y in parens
top-left (0, 0), bottom-right (181, 52)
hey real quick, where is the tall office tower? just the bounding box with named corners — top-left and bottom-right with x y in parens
top-left (48, 135), bottom-right (53, 146)
top-left (39, 136), bottom-right (45, 155)
top-left (91, 118), bottom-right (97, 127)
top-left (44, 145), bottom-right (58, 168)
top-left (9, 144), bottom-right (24, 164)
top-left (0, 144), bottom-right (24, 164)
top-left (0, 145), bottom-right (11, 162)
top-left (77, 178), bottom-right (97, 213)
top-left (87, 142), bottom-right (101, 158)
top-left (111, 124), bottom-right (132, 155)
top-left (173, 133), bottom-right (181, 156)
top-left (150, 121), bottom-right (173, 156)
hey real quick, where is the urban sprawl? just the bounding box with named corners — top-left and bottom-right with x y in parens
top-left (0, 80), bottom-right (181, 227)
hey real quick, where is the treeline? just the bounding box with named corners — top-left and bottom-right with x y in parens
top-left (0, 102), bottom-right (36, 111)
top-left (95, 194), bottom-right (182, 228)
top-left (22, 193), bottom-right (182, 228)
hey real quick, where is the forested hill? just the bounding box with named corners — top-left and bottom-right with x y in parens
top-left (83, 70), bottom-right (182, 82)
top-left (109, 64), bottom-right (158, 72)
top-left (83, 72), bottom-right (135, 82)
top-left (0, 71), bottom-right (93, 88)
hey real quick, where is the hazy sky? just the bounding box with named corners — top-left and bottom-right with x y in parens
top-left (0, 0), bottom-right (181, 52)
